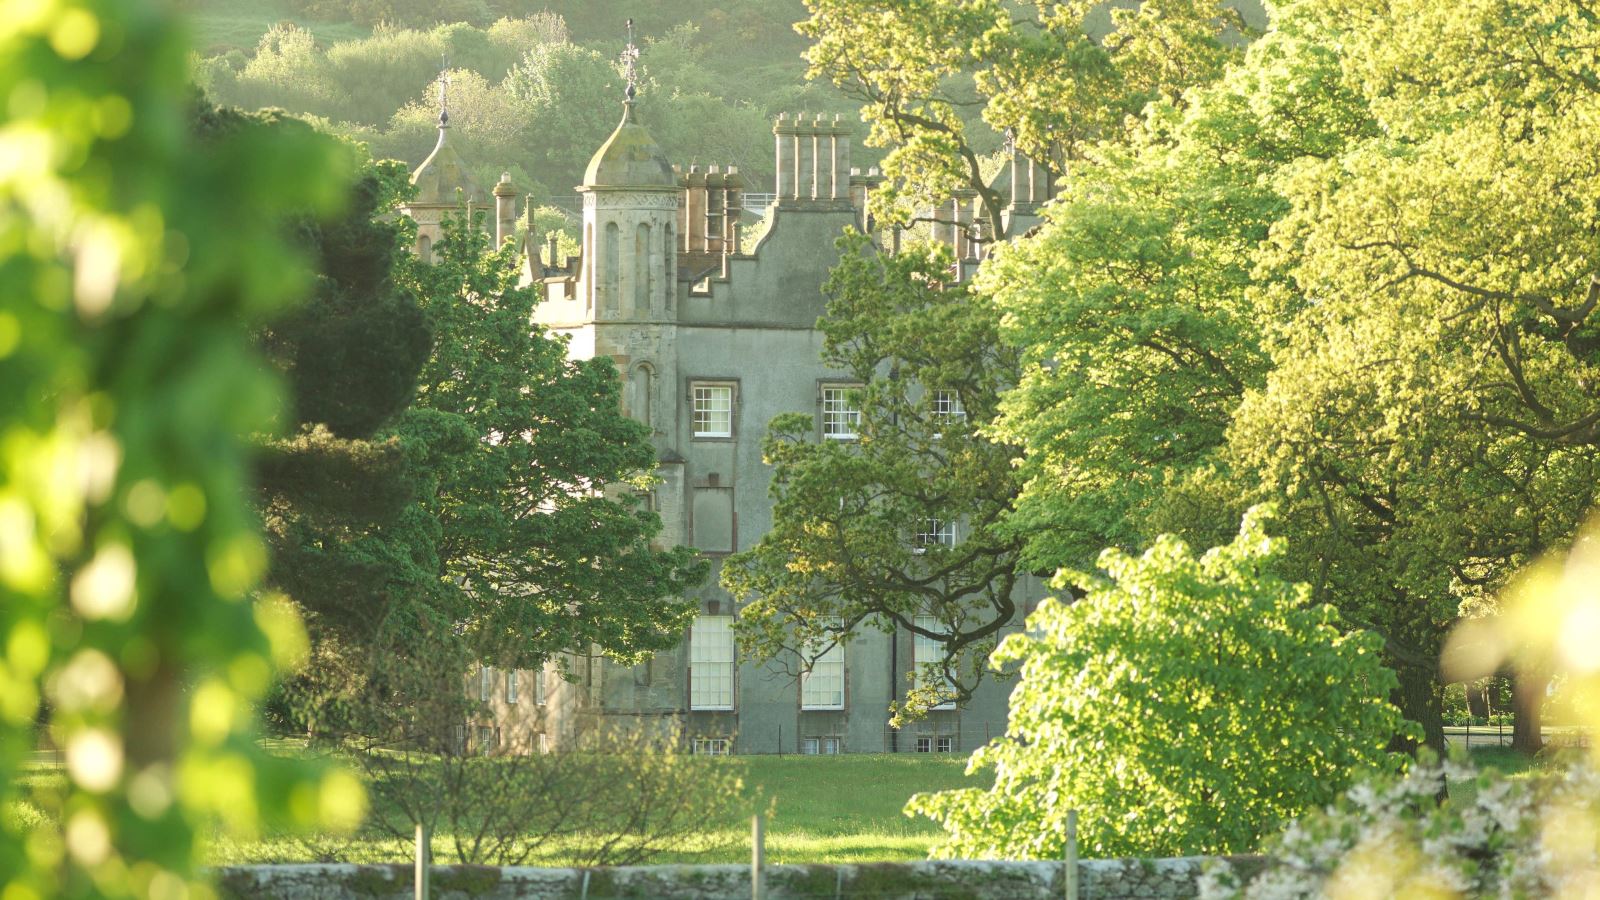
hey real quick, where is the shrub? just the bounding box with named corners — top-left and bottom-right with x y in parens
top-left (907, 508), bottom-right (1410, 858)
top-left (1201, 760), bottom-right (1600, 898)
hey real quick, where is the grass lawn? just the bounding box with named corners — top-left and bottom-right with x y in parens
top-left (728, 754), bottom-right (980, 863)
top-left (1444, 745), bottom-right (1553, 804)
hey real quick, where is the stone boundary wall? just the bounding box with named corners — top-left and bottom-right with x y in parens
top-left (215, 857), bottom-right (1267, 899)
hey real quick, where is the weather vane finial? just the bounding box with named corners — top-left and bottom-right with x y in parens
top-left (438, 55), bottom-right (451, 127)
top-left (620, 18), bottom-right (640, 103)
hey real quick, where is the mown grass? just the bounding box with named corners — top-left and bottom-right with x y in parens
top-left (730, 754), bottom-right (980, 863)
top-left (1444, 745), bottom-right (1557, 804)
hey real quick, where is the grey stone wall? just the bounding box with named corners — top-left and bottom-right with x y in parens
top-left (214, 857), bottom-right (1266, 900)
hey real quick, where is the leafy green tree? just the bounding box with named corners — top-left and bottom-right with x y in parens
top-left (502, 42), bottom-right (626, 191)
top-left (907, 510), bottom-right (1408, 859)
top-left (723, 232), bottom-right (1025, 720)
top-left (0, 1), bottom-right (363, 895)
top-left (395, 214), bottom-right (706, 674)
top-left (984, 100), bottom-right (1281, 571)
top-left (987, 0), bottom-right (1380, 573)
top-left (1220, 0), bottom-right (1600, 752)
top-left (797, 0), bottom-right (1251, 237)
top-left (207, 108), bottom-right (436, 734)
top-left (988, 0), bottom-right (1520, 753)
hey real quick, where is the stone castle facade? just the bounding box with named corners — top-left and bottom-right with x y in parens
top-left (402, 93), bottom-right (1055, 756)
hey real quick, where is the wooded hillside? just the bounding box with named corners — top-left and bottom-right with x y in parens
top-left (188, 0), bottom-right (857, 196)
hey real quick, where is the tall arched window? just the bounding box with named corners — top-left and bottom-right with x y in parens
top-left (418, 234), bottom-right (432, 264)
top-left (664, 223), bottom-right (675, 312)
top-left (584, 223), bottom-right (594, 313)
top-left (628, 362), bottom-right (654, 430)
top-left (603, 221), bottom-right (620, 313)
top-left (635, 222), bottom-right (652, 314)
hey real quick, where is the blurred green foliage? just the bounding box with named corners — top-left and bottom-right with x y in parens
top-left (0, 1), bottom-right (364, 895)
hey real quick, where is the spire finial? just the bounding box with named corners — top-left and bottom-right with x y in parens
top-left (438, 55), bottom-right (452, 127)
top-left (620, 18), bottom-right (640, 104)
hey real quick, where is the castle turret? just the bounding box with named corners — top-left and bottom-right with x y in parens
top-left (578, 96), bottom-right (679, 319)
top-left (404, 73), bottom-right (481, 262)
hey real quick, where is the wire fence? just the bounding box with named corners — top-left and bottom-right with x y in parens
top-left (1445, 725), bottom-right (1592, 750)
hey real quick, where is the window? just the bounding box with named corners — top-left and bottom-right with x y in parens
top-left (692, 737), bottom-right (730, 756)
top-left (506, 669), bottom-right (519, 704)
top-left (821, 385), bottom-right (861, 440)
top-left (801, 618), bottom-right (845, 710)
top-left (479, 666), bottom-right (494, 703)
top-left (913, 616), bottom-right (956, 710)
top-left (914, 518), bottom-right (957, 553)
top-left (692, 383), bottom-right (734, 437)
top-left (536, 668), bottom-right (547, 706)
top-left (936, 736), bottom-right (954, 753)
top-left (932, 390), bottom-right (966, 440)
top-left (690, 615), bottom-right (735, 710)
top-left (801, 737), bottom-right (841, 755)
top-left (476, 725), bottom-right (498, 754)
top-left (933, 390), bottom-right (966, 421)
top-left (537, 733), bottom-right (549, 754)
top-left (914, 736), bottom-right (931, 753)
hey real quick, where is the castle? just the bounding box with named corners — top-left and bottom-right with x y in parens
top-left (402, 80), bottom-right (1055, 756)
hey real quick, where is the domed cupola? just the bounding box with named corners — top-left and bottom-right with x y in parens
top-left (582, 101), bottom-right (677, 190)
top-left (578, 53), bottom-right (680, 321)
top-left (411, 111), bottom-right (482, 206)
top-left (402, 70), bottom-right (482, 262)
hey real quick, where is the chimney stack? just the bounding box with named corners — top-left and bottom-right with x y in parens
top-left (773, 113), bottom-right (851, 205)
top-left (493, 173), bottom-right (516, 247)
top-left (677, 164), bottom-right (744, 277)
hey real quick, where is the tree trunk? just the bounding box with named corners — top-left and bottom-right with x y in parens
top-left (123, 662), bottom-right (182, 771)
top-left (1388, 660), bottom-right (1445, 756)
top-left (1511, 665), bottom-right (1547, 755)
top-left (1465, 680), bottom-right (1490, 718)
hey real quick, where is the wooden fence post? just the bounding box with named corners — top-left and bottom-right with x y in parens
top-left (415, 821), bottom-right (430, 900)
top-left (752, 813), bottom-right (766, 900)
top-left (1064, 809), bottom-right (1078, 900)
